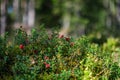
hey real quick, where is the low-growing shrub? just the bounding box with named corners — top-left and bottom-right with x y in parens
top-left (0, 27), bottom-right (120, 80)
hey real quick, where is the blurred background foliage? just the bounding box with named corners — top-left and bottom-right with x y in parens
top-left (0, 0), bottom-right (119, 40)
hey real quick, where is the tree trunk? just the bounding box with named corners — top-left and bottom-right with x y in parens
top-left (13, 0), bottom-right (21, 28)
top-left (116, 0), bottom-right (120, 22)
top-left (104, 0), bottom-right (112, 28)
top-left (60, 1), bottom-right (71, 36)
top-left (23, 0), bottom-right (29, 26)
top-left (73, 0), bottom-right (85, 36)
top-left (60, 14), bottom-right (70, 36)
top-left (22, 0), bottom-right (35, 34)
top-left (28, 0), bottom-right (35, 28)
top-left (0, 0), bottom-right (7, 35)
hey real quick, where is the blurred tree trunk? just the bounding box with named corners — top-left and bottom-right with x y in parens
top-left (116, 0), bottom-right (120, 22)
top-left (13, 0), bottom-right (20, 28)
top-left (104, 0), bottom-right (112, 28)
top-left (23, 0), bottom-right (35, 34)
top-left (115, 0), bottom-right (120, 36)
top-left (72, 0), bottom-right (85, 36)
top-left (60, 0), bottom-right (83, 37)
top-left (107, 0), bottom-right (120, 36)
top-left (60, 1), bottom-right (71, 36)
top-left (0, 0), bottom-right (7, 35)
top-left (13, 0), bottom-right (19, 22)
top-left (28, 0), bottom-right (35, 28)
top-left (23, 0), bottom-right (29, 26)
top-left (104, 0), bottom-right (119, 36)
top-left (60, 13), bottom-right (70, 36)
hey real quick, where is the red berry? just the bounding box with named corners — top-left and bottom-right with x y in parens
top-left (65, 37), bottom-right (70, 41)
top-left (19, 44), bottom-right (24, 49)
top-left (45, 64), bottom-right (50, 69)
top-left (44, 56), bottom-right (49, 60)
top-left (58, 34), bottom-right (64, 38)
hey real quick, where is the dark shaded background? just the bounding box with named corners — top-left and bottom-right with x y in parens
top-left (0, 0), bottom-right (119, 39)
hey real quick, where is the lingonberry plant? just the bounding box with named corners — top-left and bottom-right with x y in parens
top-left (19, 44), bottom-right (24, 49)
top-left (0, 26), bottom-right (120, 80)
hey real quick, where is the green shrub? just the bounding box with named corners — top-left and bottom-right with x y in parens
top-left (0, 27), bottom-right (120, 80)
